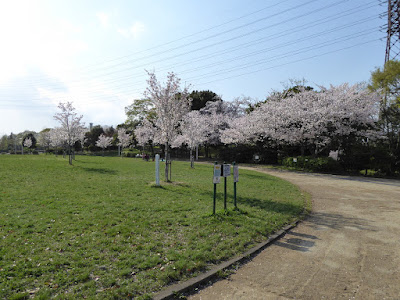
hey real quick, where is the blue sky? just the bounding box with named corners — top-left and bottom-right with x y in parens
top-left (0, 0), bottom-right (385, 136)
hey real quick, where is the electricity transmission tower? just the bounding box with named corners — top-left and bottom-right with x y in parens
top-left (384, 0), bottom-right (400, 63)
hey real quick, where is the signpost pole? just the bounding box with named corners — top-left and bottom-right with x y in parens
top-left (213, 182), bottom-right (217, 215)
top-left (213, 162), bottom-right (221, 215)
top-left (223, 162), bottom-right (227, 211)
top-left (233, 162), bottom-right (237, 209)
top-left (213, 162), bottom-right (217, 214)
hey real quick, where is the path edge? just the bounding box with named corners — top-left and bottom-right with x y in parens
top-left (153, 220), bottom-right (301, 300)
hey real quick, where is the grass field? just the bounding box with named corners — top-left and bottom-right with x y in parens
top-left (0, 155), bottom-right (309, 299)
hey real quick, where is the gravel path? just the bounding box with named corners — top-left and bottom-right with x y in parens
top-left (189, 169), bottom-right (400, 299)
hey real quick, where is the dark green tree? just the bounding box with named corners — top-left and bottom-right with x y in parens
top-left (124, 98), bottom-right (156, 129)
top-left (0, 135), bottom-right (8, 151)
top-left (84, 125), bottom-right (104, 151)
top-left (369, 60), bottom-right (400, 110)
top-left (369, 60), bottom-right (400, 174)
top-left (190, 90), bottom-right (220, 110)
top-left (23, 133), bottom-right (37, 149)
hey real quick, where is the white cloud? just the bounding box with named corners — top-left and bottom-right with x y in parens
top-left (36, 77), bottom-right (135, 129)
top-left (117, 28), bottom-right (130, 38)
top-left (118, 21), bottom-right (145, 39)
top-left (130, 21), bottom-right (145, 38)
top-left (96, 12), bottom-right (110, 28)
top-left (59, 19), bottom-right (81, 33)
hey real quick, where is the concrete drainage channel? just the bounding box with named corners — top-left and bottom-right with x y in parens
top-left (153, 220), bottom-right (301, 300)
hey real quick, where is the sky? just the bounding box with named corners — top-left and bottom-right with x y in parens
top-left (0, 0), bottom-right (385, 137)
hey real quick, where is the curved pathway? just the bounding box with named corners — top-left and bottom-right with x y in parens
top-left (189, 169), bottom-right (400, 299)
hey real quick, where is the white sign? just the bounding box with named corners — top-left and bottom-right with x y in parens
top-left (223, 164), bottom-right (231, 177)
top-left (293, 158), bottom-right (297, 163)
top-left (233, 165), bottom-right (239, 182)
top-left (213, 165), bottom-right (221, 184)
top-left (155, 154), bottom-right (160, 186)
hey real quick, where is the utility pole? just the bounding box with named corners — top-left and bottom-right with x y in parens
top-left (384, 0), bottom-right (400, 64)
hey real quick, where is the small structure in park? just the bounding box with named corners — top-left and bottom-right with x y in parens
top-left (212, 162), bottom-right (239, 214)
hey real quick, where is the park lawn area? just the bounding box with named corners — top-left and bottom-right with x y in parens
top-left (0, 155), bottom-right (309, 299)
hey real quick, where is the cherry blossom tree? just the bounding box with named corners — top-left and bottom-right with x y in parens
top-left (23, 137), bottom-right (32, 154)
top-left (53, 102), bottom-right (85, 165)
top-left (144, 71), bottom-right (191, 181)
top-left (171, 110), bottom-right (209, 167)
top-left (50, 127), bottom-right (65, 156)
top-left (117, 128), bottom-right (131, 157)
top-left (38, 129), bottom-right (51, 153)
top-left (96, 134), bottom-right (113, 156)
top-left (231, 83), bottom-right (382, 157)
top-left (201, 97), bottom-right (252, 146)
top-left (134, 118), bottom-right (155, 155)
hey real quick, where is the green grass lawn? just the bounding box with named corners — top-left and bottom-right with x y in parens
top-left (0, 155), bottom-right (309, 299)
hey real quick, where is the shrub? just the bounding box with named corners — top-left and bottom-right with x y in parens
top-left (282, 156), bottom-right (342, 173)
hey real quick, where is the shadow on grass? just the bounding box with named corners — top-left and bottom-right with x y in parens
top-left (237, 196), bottom-right (302, 215)
top-left (79, 167), bottom-right (118, 175)
top-left (201, 208), bottom-right (249, 220)
top-left (241, 173), bottom-right (273, 180)
top-left (195, 189), bottom-right (302, 216)
top-left (148, 181), bottom-right (190, 189)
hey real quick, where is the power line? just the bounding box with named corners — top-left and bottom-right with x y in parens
top-left (196, 38), bottom-right (382, 87)
top-left (0, 37), bottom-right (381, 111)
top-left (0, 0), bottom-right (349, 87)
top-left (0, 12), bottom-right (379, 99)
top-left (0, 1), bottom-right (383, 108)
top-left (0, 29), bottom-right (381, 108)
top-left (0, 0), bottom-right (378, 95)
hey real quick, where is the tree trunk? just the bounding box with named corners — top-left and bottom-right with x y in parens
top-left (300, 144), bottom-right (305, 157)
top-left (196, 145), bottom-right (199, 160)
top-left (68, 145), bottom-right (73, 165)
top-left (190, 148), bottom-right (194, 168)
top-left (165, 142), bottom-right (169, 181)
top-left (149, 142), bottom-right (154, 157)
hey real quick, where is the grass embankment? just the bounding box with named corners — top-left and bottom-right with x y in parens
top-left (0, 155), bottom-right (309, 299)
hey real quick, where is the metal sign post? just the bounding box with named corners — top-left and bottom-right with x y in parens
top-left (213, 162), bottom-right (221, 215)
top-left (222, 163), bottom-right (230, 211)
top-left (233, 162), bottom-right (239, 209)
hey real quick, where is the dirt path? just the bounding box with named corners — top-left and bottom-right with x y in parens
top-left (189, 169), bottom-right (400, 299)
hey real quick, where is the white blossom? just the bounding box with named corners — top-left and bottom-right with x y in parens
top-left (96, 134), bottom-right (113, 150)
top-left (53, 102), bottom-right (85, 164)
top-left (236, 83), bottom-right (382, 154)
top-left (23, 137), bottom-right (32, 148)
top-left (134, 119), bottom-right (155, 147)
top-left (144, 71), bottom-right (191, 180)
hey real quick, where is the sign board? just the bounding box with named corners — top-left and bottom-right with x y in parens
top-left (293, 158), bottom-right (297, 163)
top-left (233, 165), bottom-right (239, 182)
top-left (222, 164), bottom-right (231, 177)
top-left (213, 164), bottom-right (221, 184)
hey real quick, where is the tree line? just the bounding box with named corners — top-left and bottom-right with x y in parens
top-left (1, 60), bottom-right (400, 178)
